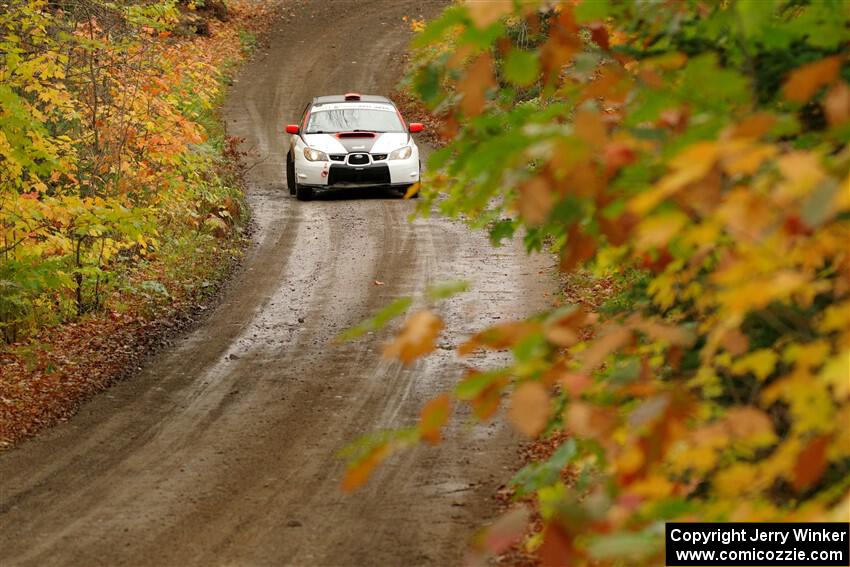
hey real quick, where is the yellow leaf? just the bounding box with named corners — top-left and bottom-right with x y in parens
top-left (719, 271), bottom-right (809, 315)
top-left (508, 382), bottom-right (551, 437)
top-left (731, 349), bottom-right (778, 381)
top-left (630, 142), bottom-right (718, 214)
top-left (714, 463), bottom-right (759, 497)
top-left (783, 340), bottom-right (830, 371)
top-left (615, 443), bottom-right (644, 476)
top-left (635, 211), bottom-right (688, 250)
top-left (670, 141), bottom-right (719, 175)
top-left (403, 182), bottom-right (420, 199)
top-left (775, 151), bottom-right (826, 202)
top-left (721, 143), bottom-right (778, 176)
top-left (819, 301), bottom-right (850, 333)
top-left (628, 475), bottom-right (673, 499)
top-left (819, 350), bottom-right (850, 401)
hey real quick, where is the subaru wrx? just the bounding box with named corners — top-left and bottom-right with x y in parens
top-left (285, 93), bottom-right (423, 201)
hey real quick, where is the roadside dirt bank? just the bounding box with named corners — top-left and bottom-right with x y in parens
top-left (0, 2), bottom-right (554, 565)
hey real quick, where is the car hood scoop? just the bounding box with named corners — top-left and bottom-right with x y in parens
top-left (337, 132), bottom-right (376, 138)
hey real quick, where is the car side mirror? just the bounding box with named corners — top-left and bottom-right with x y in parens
top-left (285, 124), bottom-right (300, 134)
top-left (409, 122), bottom-right (424, 133)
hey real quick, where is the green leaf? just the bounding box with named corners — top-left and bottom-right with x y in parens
top-left (337, 297), bottom-right (413, 341)
top-left (455, 368), bottom-right (508, 400)
top-left (510, 439), bottom-right (577, 497)
top-left (575, 0), bottom-right (610, 23)
top-left (488, 218), bottom-right (517, 245)
top-left (586, 531), bottom-right (661, 561)
top-left (503, 49), bottom-right (539, 87)
top-left (426, 279), bottom-right (470, 301)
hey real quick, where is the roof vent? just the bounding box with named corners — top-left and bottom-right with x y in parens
top-left (344, 92), bottom-right (361, 101)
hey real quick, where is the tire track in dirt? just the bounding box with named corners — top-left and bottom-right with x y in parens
top-left (0, 2), bottom-right (553, 566)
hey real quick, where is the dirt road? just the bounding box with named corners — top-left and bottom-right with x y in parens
top-left (0, 2), bottom-right (552, 565)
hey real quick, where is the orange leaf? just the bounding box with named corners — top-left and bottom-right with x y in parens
top-left (783, 56), bottom-right (842, 103)
top-left (472, 379), bottom-right (507, 420)
top-left (458, 321), bottom-right (539, 356)
top-left (544, 307), bottom-right (587, 347)
top-left (824, 82), bottom-right (850, 127)
top-left (560, 225), bottom-right (596, 272)
top-left (419, 394), bottom-right (452, 445)
top-left (634, 318), bottom-right (694, 346)
top-left (720, 327), bottom-right (750, 356)
top-left (585, 65), bottom-right (629, 103)
top-left (588, 23), bottom-right (609, 50)
top-left (481, 507), bottom-right (530, 554)
top-left (540, 9), bottom-right (580, 82)
top-left (565, 401), bottom-right (616, 440)
top-left (465, 0), bottom-right (513, 29)
top-left (383, 310), bottom-right (444, 364)
top-left (558, 372), bottom-right (592, 397)
top-left (518, 177), bottom-right (554, 225)
top-left (728, 112), bottom-right (776, 139)
top-left (539, 523), bottom-right (578, 567)
top-left (574, 110), bottom-right (607, 149)
top-left (722, 143), bottom-right (778, 177)
top-left (458, 53), bottom-right (495, 117)
top-left (604, 142), bottom-right (637, 176)
top-left (341, 443), bottom-right (391, 492)
top-left (579, 323), bottom-right (632, 372)
top-left (793, 435), bottom-right (830, 491)
top-left (508, 382), bottom-right (551, 437)
top-left (725, 407), bottom-right (775, 442)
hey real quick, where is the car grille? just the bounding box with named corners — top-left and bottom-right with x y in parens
top-left (329, 154), bottom-right (345, 162)
top-left (328, 164), bottom-right (391, 186)
top-left (371, 154), bottom-right (388, 161)
top-left (348, 153), bottom-right (369, 165)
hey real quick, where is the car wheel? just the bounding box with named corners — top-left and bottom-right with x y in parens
top-left (296, 184), bottom-right (314, 201)
top-left (286, 153), bottom-right (296, 195)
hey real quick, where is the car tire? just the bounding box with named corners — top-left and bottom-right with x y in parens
top-left (286, 153), bottom-right (296, 195)
top-left (296, 184), bottom-right (314, 201)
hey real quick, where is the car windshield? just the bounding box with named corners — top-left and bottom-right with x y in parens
top-left (306, 104), bottom-right (404, 133)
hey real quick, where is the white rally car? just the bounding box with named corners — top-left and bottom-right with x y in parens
top-left (285, 93), bottom-right (424, 201)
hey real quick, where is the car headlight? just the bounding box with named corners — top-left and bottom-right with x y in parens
top-left (389, 145), bottom-right (413, 160)
top-left (303, 147), bottom-right (329, 161)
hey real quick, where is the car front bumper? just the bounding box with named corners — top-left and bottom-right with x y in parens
top-left (295, 156), bottom-right (419, 188)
